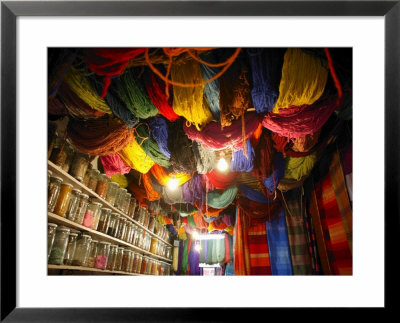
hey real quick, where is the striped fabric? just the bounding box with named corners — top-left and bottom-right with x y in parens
top-left (266, 210), bottom-right (293, 275)
top-left (304, 208), bottom-right (322, 274)
top-left (247, 223), bottom-right (272, 275)
top-left (234, 207), bottom-right (251, 275)
top-left (283, 188), bottom-right (313, 275)
top-left (314, 150), bottom-right (352, 275)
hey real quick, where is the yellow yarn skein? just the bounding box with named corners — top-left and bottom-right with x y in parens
top-left (118, 138), bottom-right (155, 174)
top-left (283, 152), bottom-right (317, 181)
top-left (64, 66), bottom-right (112, 114)
top-left (110, 173), bottom-right (128, 188)
top-left (273, 49), bottom-right (328, 113)
top-left (171, 59), bottom-right (213, 130)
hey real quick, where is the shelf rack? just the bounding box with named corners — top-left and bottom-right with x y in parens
top-left (48, 212), bottom-right (173, 263)
top-left (48, 264), bottom-right (144, 276)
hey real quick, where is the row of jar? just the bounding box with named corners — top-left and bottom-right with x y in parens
top-left (48, 167), bottom-right (137, 218)
top-left (48, 224), bottom-right (171, 275)
top-left (48, 173), bottom-right (171, 246)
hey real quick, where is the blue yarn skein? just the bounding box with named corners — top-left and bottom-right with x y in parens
top-left (230, 139), bottom-right (255, 172)
top-left (263, 152), bottom-right (285, 194)
top-left (148, 116), bottom-right (171, 159)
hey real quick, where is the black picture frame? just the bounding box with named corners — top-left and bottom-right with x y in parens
top-left (1, 0), bottom-right (399, 321)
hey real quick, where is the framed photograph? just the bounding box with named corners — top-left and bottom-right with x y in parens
top-left (1, 0), bottom-right (399, 321)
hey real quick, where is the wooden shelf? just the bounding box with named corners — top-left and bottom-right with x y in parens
top-left (48, 212), bottom-right (173, 263)
top-left (48, 160), bottom-right (173, 247)
top-left (48, 264), bottom-right (145, 276)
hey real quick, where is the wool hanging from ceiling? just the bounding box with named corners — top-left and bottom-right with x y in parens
top-left (66, 117), bottom-right (133, 156)
top-left (118, 137), bottom-right (155, 174)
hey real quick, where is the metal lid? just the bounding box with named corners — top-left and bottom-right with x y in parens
top-left (91, 240), bottom-right (98, 243)
top-left (109, 181), bottom-right (119, 187)
top-left (80, 193), bottom-right (89, 199)
top-left (120, 188), bottom-right (127, 192)
top-left (91, 169), bottom-right (100, 174)
top-left (48, 223), bottom-right (57, 228)
top-left (51, 176), bottom-right (63, 182)
top-left (48, 170), bottom-right (53, 174)
top-left (72, 188), bottom-right (82, 194)
top-left (101, 208), bottom-right (112, 212)
top-left (56, 226), bottom-right (70, 232)
top-left (81, 234), bottom-right (92, 239)
top-left (69, 233), bottom-right (78, 237)
top-left (91, 202), bottom-right (103, 207)
top-left (99, 241), bottom-right (111, 245)
top-left (61, 183), bottom-right (73, 187)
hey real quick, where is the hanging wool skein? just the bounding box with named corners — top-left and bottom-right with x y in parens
top-left (133, 123), bottom-right (170, 168)
top-left (247, 48), bottom-right (285, 114)
top-left (100, 153), bottom-right (131, 178)
top-left (142, 172), bottom-right (163, 201)
top-left (199, 51), bottom-right (221, 122)
top-left (148, 117), bottom-right (171, 159)
top-left (88, 74), bottom-right (139, 128)
top-left (184, 111), bottom-right (262, 152)
top-left (48, 95), bottom-right (69, 118)
top-left (263, 95), bottom-right (343, 138)
top-left (171, 57), bottom-right (213, 130)
top-left (84, 48), bottom-right (146, 98)
top-left (58, 83), bottom-right (105, 120)
top-left (150, 164), bottom-right (191, 187)
top-left (118, 137), bottom-right (155, 174)
top-left (168, 119), bottom-right (197, 174)
top-left (110, 173), bottom-right (129, 189)
top-left (191, 141), bottom-right (216, 174)
top-left (262, 152), bottom-right (285, 195)
top-left (182, 174), bottom-right (203, 205)
top-left (63, 66), bottom-right (112, 114)
top-left (239, 184), bottom-right (270, 204)
top-left (252, 130), bottom-right (276, 180)
top-left (218, 50), bottom-right (253, 128)
top-left (206, 184), bottom-right (238, 209)
top-left (237, 195), bottom-right (281, 225)
top-left (115, 67), bottom-right (159, 119)
top-left (272, 48), bottom-right (328, 113)
top-left (205, 170), bottom-right (238, 190)
top-left (142, 67), bottom-right (180, 122)
top-left (66, 116), bottom-right (133, 156)
top-left (283, 152), bottom-right (317, 181)
top-left (230, 139), bottom-right (255, 173)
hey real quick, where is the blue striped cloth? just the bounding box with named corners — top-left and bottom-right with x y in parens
top-left (265, 210), bottom-right (293, 275)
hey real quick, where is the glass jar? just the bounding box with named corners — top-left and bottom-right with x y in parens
top-left (150, 237), bottom-right (158, 255)
top-left (122, 221), bottom-right (132, 243)
top-left (146, 258), bottom-right (153, 275)
top-left (152, 260), bottom-right (158, 276)
top-left (95, 174), bottom-right (109, 199)
top-left (148, 215), bottom-right (156, 233)
top-left (143, 209), bottom-right (150, 228)
top-left (61, 141), bottom-right (75, 173)
top-left (72, 234), bottom-right (92, 266)
top-left (105, 182), bottom-right (119, 206)
top-left (114, 247), bottom-right (125, 272)
top-left (140, 256), bottom-right (148, 274)
top-left (82, 163), bottom-right (92, 187)
top-left (47, 223), bottom-right (58, 260)
top-left (127, 197), bottom-right (137, 219)
top-left (133, 205), bottom-right (142, 223)
top-left (63, 232), bottom-right (78, 265)
top-left (82, 201), bottom-right (102, 230)
top-left (106, 244), bottom-right (118, 271)
top-left (165, 246), bottom-right (172, 259)
top-left (65, 188), bottom-right (81, 221)
top-left (48, 226), bottom-right (70, 265)
top-left (73, 193), bottom-right (89, 225)
top-left (69, 151), bottom-right (90, 182)
top-left (53, 183), bottom-right (73, 217)
top-left (115, 188), bottom-right (127, 212)
top-left (122, 192), bottom-right (131, 215)
top-left (48, 170), bottom-right (52, 187)
top-left (130, 252), bottom-right (137, 273)
top-left (121, 249), bottom-right (132, 272)
top-left (95, 241), bottom-right (111, 270)
top-left (153, 221), bottom-right (160, 236)
top-left (137, 229), bottom-right (144, 249)
top-left (87, 169), bottom-right (100, 191)
top-left (116, 217), bottom-right (126, 241)
top-left (132, 225), bottom-right (139, 246)
top-left (86, 240), bottom-right (98, 268)
top-left (135, 254), bottom-right (143, 274)
top-left (49, 137), bottom-right (68, 168)
top-left (107, 213), bottom-right (120, 237)
top-left (160, 263), bottom-right (165, 276)
top-left (48, 176), bottom-right (63, 213)
top-left (97, 208), bottom-right (112, 234)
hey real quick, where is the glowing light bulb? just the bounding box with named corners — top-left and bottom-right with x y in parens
top-left (217, 157), bottom-right (228, 172)
top-left (192, 231), bottom-right (199, 240)
top-left (195, 243), bottom-right (202, 252)
top-left (167, 176), bottom-right (178, 190)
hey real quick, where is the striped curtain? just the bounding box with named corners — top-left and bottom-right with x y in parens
top-left (266, 209), bottom-right (293, 275)
top-left (248, 222), bottom-right (272, 275)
